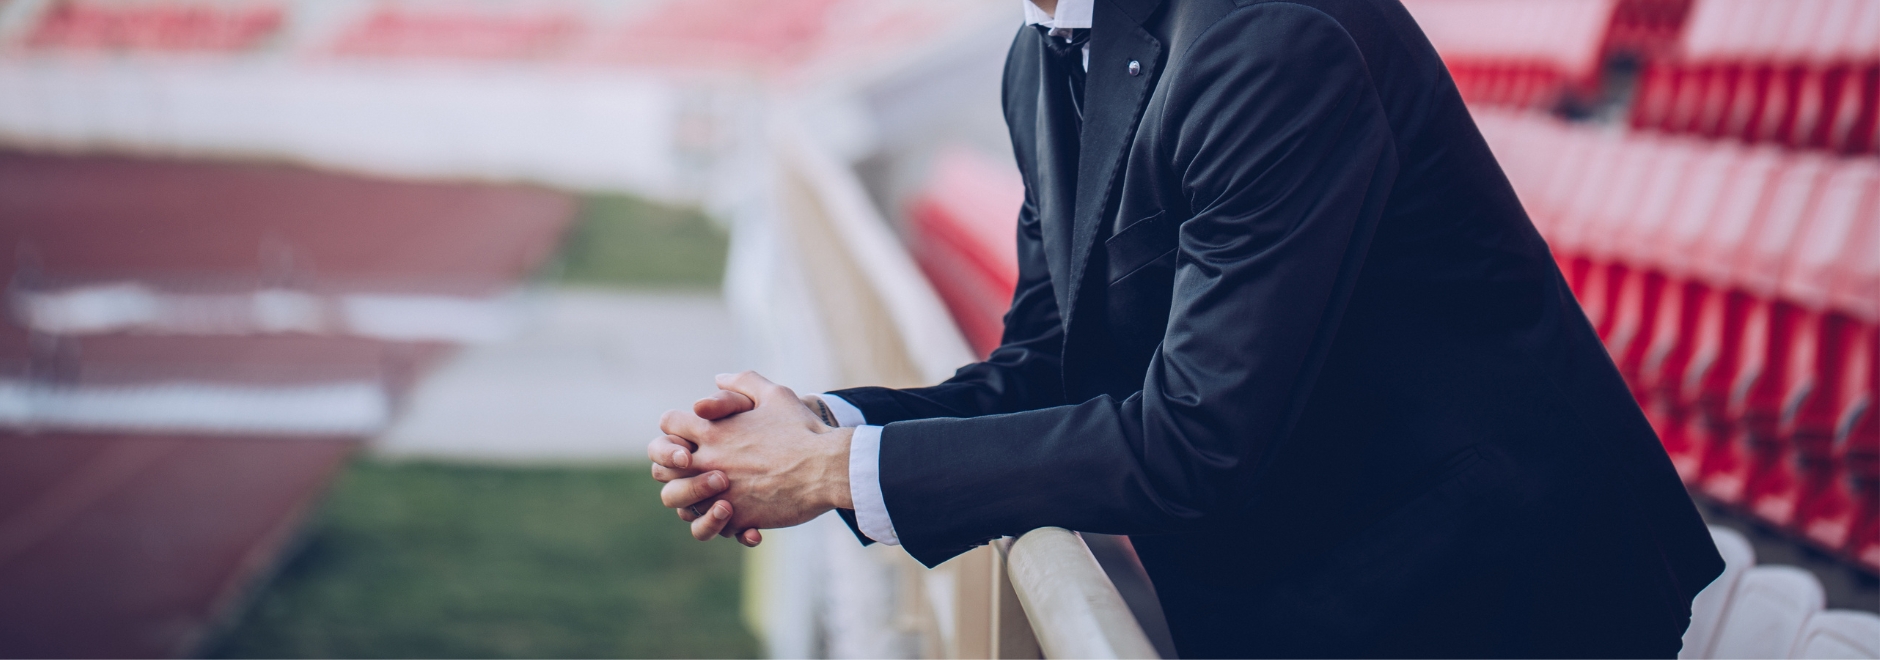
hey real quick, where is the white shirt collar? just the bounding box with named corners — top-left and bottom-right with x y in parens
top-left (1022, 0), bottom-right (1093, 30)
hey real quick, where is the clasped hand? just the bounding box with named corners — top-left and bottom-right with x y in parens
top-left (648, 371), bottom-right (854, 545)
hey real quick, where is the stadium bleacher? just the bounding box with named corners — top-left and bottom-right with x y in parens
top-left (326, 5), bottom-right (585, 61)
top-left (1477, 98), bottom-right (1878, 573)
top-left (1363, 0), bottom-right (1880, 578)
top-left (20, 0), bottom-right (283, 54)
top-left (1631, 0), bottom-right (1880, 153)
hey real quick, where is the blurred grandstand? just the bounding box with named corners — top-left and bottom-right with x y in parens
top-left (0, 0), bottom-right (1874, 658)
top-left (0, 0), bottom-right (1001, 656)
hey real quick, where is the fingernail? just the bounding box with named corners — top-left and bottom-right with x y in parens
top-left (672, 449), bottom-right (688, 468)
top-left (708, 472), bottom-right (727, 490)
top-left (712, 502), bottom-right (729, 519)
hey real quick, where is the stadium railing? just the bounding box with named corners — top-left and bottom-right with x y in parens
top-left (736, 120), bottom-right (1159, 659)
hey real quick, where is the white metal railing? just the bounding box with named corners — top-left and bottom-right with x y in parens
top-left (1002, 529), bottom-right (1160, 659)
top-left (730, 111), bottom-right (1157, 658)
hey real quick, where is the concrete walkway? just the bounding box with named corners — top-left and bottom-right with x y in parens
top-left (372, 288), bottom-right (742, 463)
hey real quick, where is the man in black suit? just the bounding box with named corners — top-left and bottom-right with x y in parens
top-left (649, 0), bottom-right (1724, 656)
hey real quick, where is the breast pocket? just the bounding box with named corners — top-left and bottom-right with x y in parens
top-left (1105, 210), bottom-right (1178, 285)
top-left (1104, 211), bottom-right (1180, 371)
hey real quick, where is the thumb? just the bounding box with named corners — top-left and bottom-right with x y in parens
top-left (694, 389), bottom-right (755, 420)
top-left (714, 371), bottom-right (793, 405)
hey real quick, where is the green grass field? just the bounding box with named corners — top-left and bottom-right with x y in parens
top-left (549, 195), bottom-right (730, 289)
top-left (206, 461), bottom-right (759, 659)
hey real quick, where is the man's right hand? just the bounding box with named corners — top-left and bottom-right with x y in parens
top-left (647, 388), bottom-right (765, 545)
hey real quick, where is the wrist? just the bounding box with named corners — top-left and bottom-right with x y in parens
top-left (804, 395), bottom-right (838, 428)
top-left (822, 426), bottom-right (854, 510)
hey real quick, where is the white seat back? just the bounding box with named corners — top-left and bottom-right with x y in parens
top-left (1709, 566), bottom-right (1826, 659)
top-left (1789, 610), bottom-right (1880, 659)
top-left (1682, 526), bottom-right (1757, 659)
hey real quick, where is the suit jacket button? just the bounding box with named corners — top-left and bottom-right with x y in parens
top-left (1128, 60), bottom-right (1141, 76)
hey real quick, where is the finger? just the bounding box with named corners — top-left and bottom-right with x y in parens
top-left (740, 528), bottom-right (763, 547)
top-left (675, 498), bottom-right (718, 523)
top-left (715, 371), bottom-right (795, 405)
top-left (647, 435), bottom-right (695, 470)
top-left (651, 462), bottom-right (699, 483)
top-left (691, 500), bottom-right (733, 541)
top-left (694, 389), bottom-right (756, 420)
top-left (658, 408), bottom-right (711, 444)
top-left (659, 471), bottom-right (729, 509)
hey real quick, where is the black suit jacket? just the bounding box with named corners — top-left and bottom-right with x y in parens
top-left (833, 0), bottom-right (1724, 656)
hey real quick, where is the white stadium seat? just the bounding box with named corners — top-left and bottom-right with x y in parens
top-left (1790, 611), bottom-right (1880, 659)
top-left (1683, 526), bottom-right (1757, 659)
top-left (1709, 566), bottom-right (1826, 659)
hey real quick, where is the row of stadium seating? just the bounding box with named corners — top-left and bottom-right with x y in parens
top-left (1475, 108), bottom-right (1879, 571)
top-left (326, 6), bottom-right (583, 61)
top-left (1630, 0), bottom-right (1880, 154)
top-left (1684, 526), bottom-right (1878, 658)
top-left (9, 0), bottom-right (886, 72)
top-left (1412, 0), bottom-right (1880, 156)
top-left (1405, 0), bottom-right (1628, 109)
top-left (20, 0), bottom-right (282, 53)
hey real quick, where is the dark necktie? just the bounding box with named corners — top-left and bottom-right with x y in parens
top-left (1035, 25), bottom-right (1090, 129)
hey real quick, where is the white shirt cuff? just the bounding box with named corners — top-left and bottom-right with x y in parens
top-left (819, 393), bottom-right (868, 428)
top-left (846, 424), bottom-right (900, 546)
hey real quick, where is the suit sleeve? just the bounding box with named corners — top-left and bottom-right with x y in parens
top-left (827, 29), bottom-right (1067, 424)
top-left (875, 5), bottom-right (1403, 567)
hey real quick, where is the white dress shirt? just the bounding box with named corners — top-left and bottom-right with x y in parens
top-left (1024, 0), bottom-right (1094, 71)
top-left (828, 0), bottom-right (1096, 548)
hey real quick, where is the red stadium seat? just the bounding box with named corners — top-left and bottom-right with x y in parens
top-left (1407, 0), bottom-right (1620, 110)
top-left (1637, 146), bottom-right (1743, 480)
top-left (1757, 162), bottom-right (1880, 531)
top-left (22, 0), bottom-right (283, 54)
top-left (1604, 141), bottom-right (1703, 394)
top-left (1843, 335), bottom-right (1879, 571)
top-left (1720, 157), bottom-right (1833, 518)
top-left (326, 6), bottom-right (583, 61)
top-left (904, 149), bottom-right (1024, 358)
top-left (1575, 139), bottom-right (1669, 335)
top-left (1634, 0), bottom-right (1880, 154)
top-left (1680, 149), bottom-right (1783, 503)
top-left (1551, 134), bottom-right (1634, 292)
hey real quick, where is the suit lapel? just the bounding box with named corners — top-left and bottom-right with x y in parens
top-left (1062, 0), bottom-right (1162, 333)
